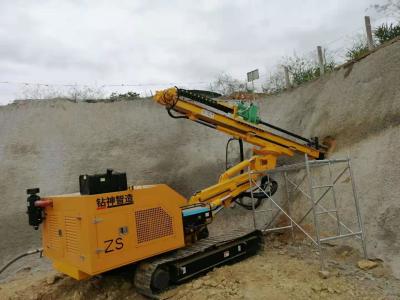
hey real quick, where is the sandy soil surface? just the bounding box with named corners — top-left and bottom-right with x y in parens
top-left (1, 234), bottom-right (399, 300)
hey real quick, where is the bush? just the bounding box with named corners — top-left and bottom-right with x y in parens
top-left (263, 55), bottom-right (336, 94)
top-left (20, 84), bottom-right (105, 101)
top-left (285, 54), bottom-right (335, 86)
top-left (262, 53), bottom-right (336, 93)
top-left (262, 69), bottom-right (286, 94)
top-left (374, 23), bottom-right (400, 44)
top-left (345, 40), bottom-right (369, 61)
top-left (210, 73), bottom-right (248, 95)
top-left (109, 91), bottom-right (140, 100)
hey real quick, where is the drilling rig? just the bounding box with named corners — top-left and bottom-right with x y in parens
top-left (26, 88), bottom-right (326, 298)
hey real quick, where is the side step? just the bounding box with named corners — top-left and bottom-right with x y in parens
top-left (134, 229), bottom-right (263, 299)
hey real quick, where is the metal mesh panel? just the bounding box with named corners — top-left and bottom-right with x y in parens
top-left (135, 207), bottom-right (173, 243)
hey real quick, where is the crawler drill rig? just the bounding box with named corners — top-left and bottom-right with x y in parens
top-left (26, 88), bottom-right (325, 298)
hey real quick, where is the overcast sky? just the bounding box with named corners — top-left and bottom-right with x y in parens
top-left (0, 0), bottom-right (387, 104)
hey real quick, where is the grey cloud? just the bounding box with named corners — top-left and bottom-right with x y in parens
top-left (0, 0), bottom-right (383, 103)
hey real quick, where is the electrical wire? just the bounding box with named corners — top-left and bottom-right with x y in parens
top-left (0, 81), bottom-right (209, 88)
top-left (166, 108), bottom-right (188, 119)
top-left (0, 248), bottom-right (43, 275)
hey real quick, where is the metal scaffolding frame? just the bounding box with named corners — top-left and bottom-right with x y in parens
top-left (247, 155), bottom-right (368, 269)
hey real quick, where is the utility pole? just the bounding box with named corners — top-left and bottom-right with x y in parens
top-left (317, 46), bottom-right (325, 76)
top-left (365, 16), bottom-right (374, 51)
top-left (283, 66), bottom-right (292, 90)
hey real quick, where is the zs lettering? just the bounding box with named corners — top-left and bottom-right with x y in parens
top-left (104, 237), bottom-right (124, 253)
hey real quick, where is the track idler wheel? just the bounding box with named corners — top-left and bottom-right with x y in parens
top-left (151, 266), bottom-right (170, 292)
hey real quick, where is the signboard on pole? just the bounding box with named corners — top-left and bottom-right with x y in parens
top-left (247, 69), bottom-right (259, 82)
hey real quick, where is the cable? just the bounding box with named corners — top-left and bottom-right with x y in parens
top-left (225, 138), bottom-right (237, 170)
top-left (166, 108), bottom-right (188, 119)
top-left (0, 248), bottom-right (43, 275)
top-left (235, 176), bottom-right (278, 210)
top-left (0, 81), bottom-right (210, 88)
top-left (165, 87), bottom-right (188, 119)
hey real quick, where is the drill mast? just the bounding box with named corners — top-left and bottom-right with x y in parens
top-left (154, 87), bottom-right (325, 209)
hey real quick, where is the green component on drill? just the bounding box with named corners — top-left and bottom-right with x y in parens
top-left (237, 102), bottom-right (260, 124)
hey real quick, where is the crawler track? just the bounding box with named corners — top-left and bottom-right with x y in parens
top-left (134, 229), bottom-right (263, 299)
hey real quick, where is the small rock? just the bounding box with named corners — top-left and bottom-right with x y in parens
top-left (334, 287), bottom-right (342, 294)
top-left (335, 245), bottom-right (353, 256)
top-left (318, 270), bottom-right (330, 279)
top-left (192, 280), bottom-right (202, 289)
top-left (278, 250), bottom-right (286, 255)
top-left (210, 281), bottom-right (218, 287)
top-left (106, 291), bottom-right (118, 300)
top-left (46, 274), bottom-right (62, 285)
top-left (120, 281), bottom-right (131, 290)
top-left (328, 260), bottom-right (339, 266)
top-left (311, 285), bottom-right (321, 292)
top-left (341, 251), bottom-right (350, 257)
top-left (371, 267), bottom-right (386, 278)
top-left (229, 289), bottom-right (238, 295)
top-left (336, 264), bottom-right (347, 271)
top-left (203, 280), bottom-right (209, 286)
top-left (17, 266), bottom-right (31, 274)
top-left (162, 289), bottom-right (180, 299)
top-left (357, 260), bottom-right (378, 270)
top-left (273, 241), bottom-right (281, 248)
top-left (90, 278), bottom-right (103, 289)
top-left (73, 291), bottom-right (83, 300)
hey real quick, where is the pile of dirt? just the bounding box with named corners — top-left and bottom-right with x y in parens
top-left (1, 235), bottom-right (399, 299)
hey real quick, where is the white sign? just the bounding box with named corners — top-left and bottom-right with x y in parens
top-left (247, 69), bottom-right (259, 82)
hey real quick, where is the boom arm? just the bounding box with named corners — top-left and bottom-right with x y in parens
top-left (154, 87), bottom-right (325, 209)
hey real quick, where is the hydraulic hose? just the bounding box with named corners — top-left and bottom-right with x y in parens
top-left (0, 248), bottom-right (43, 275)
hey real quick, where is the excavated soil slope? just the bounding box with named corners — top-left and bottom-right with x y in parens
top-left (262, 39), bottom-right (400, 277)
top-left (213, 39), bottom-right (400, 277)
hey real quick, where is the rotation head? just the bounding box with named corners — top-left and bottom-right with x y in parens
top-left (154, 87), bottom-right (178, 108)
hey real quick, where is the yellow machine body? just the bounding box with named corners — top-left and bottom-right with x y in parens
top-left (42, 184), bottom-right (186, 280)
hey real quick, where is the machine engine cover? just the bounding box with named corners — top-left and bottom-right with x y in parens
top-left (79, 169), bottom-right (127, 195)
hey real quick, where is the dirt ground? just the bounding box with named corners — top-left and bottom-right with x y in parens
top-left (1, 234), bottom-right (399, 300)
